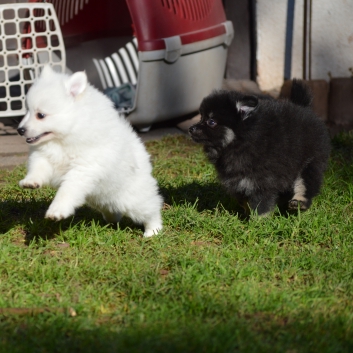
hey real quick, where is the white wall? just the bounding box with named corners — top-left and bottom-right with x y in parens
top-left (256, 0), bottom-right (353, 92)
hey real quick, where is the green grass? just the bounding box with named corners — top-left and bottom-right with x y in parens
top-left (1, 133), bottom-right (353, 352)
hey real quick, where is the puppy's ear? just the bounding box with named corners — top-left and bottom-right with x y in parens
top-left (66, 71), bottom-right (87, 98)
top-left (236, 95), bottom-right (258, 120)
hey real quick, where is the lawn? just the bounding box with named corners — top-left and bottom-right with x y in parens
top-left (0, 133), bottom-right (353, 353)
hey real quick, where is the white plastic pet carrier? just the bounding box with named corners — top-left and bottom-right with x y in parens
top-left (0, 3), bottom-right (65, 118)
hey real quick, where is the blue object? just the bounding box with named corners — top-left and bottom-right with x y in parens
top-left (104, 83), bottom-right (136, 110)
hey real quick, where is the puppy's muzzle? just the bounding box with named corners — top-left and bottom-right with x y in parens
top-left (17, 127), bottom-right (26, 136)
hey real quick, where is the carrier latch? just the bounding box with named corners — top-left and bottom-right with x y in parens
top-left (163, 36), bottom-right (182, 63)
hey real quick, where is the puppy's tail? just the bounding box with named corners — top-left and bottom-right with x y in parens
top-left (290, 79), bottom-right (312, 108)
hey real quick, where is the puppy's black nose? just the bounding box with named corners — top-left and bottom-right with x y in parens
top-left (189, 125), bottom-right (196, 134)
top-left (17, 127), bottom-right (26, 136)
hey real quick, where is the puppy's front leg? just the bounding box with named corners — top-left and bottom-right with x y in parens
top-left (19, 153), bottom-right (53, 189)
top-left (248, 192), bottom-right (277, 216)
top-left (45, 171), bottom-right (94, 221)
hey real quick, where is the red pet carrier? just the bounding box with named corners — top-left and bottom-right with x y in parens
top-left (96, 0), bottom-right (234, 129)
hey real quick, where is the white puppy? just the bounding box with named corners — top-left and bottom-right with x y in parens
top-left (17, 65), bottom-right (163, 237)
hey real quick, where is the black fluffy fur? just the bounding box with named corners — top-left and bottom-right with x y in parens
top-left (189, 80), bottom-right (331, 215)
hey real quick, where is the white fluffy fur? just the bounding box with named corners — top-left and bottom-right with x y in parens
top-left (18, 65), bottom-right (163, 237)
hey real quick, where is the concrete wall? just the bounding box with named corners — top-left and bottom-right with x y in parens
top-left (224, 0), bottom-right (252, 80)
top-left (256, 0), bottom-right (353, 92)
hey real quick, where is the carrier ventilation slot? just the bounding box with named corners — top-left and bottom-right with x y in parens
top-left (161, 0), bottom-right (212, 20)
top-left (49, 0), bottom-right (89, 26)
top-left (93, 37), bottom-right (139, 90)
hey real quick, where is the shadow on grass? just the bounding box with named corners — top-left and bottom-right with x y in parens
top-left (160, 181), bottom-right (301, 221)
top-left (0, 199), bottom-right (144, 244)
top-left (0, 311), bottom-right (352, 353)
top-left (160, 181), bottom-right (245, 216)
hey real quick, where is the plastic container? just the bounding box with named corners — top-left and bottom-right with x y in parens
top-left (96, 0), bottom-right (233, 130)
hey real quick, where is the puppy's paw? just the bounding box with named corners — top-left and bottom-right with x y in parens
top-left (143, 224), bottom-right (162, 238)
top-left (45, 203), bottom-right (75, 221)
top-left (19, 178), bottom-right (42, 189)
top-left (288, 199), bottom-right (308, 211)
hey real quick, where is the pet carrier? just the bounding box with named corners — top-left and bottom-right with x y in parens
top-left (0, 2), bottom-right (65, 118)
top-left (95, 0), bottom-right (234, 130)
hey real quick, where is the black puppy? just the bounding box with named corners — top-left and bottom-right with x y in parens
top-left (189, 80), bottom-right (331, 215)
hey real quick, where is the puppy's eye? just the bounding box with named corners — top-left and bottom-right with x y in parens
top-left (36, 112), bottom-right (46, 119)
top-left (207, 119), bottom-right (217, 127)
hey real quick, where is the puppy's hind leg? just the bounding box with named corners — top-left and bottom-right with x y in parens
top-left (288, 176), bottom-right (309, 211)
top-left (127, 196), bottom-right (163, 237)
top-left (143, 213), bottom-right (163, 237)
top-left (289, 162), bottom-right (325, 211)
top-left (143, 194), bottom-right (163, 237)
